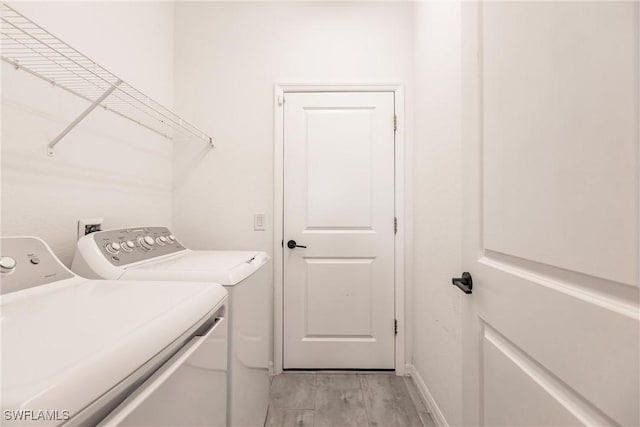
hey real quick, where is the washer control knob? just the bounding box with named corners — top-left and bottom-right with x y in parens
top-left (139, 236), bottom-right (155, 250)
top-left (168, 235), bottom-right (176, 242)
top-left (0, 256), bottom-right (17, 273)
top-left (105, 242), bottom-right (121, 254)
top-left (121, 240), bottom-right (135, 252)
top-left (159, 236), bottom-right (168, 243)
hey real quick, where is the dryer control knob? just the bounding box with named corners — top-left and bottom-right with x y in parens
top-left (168, 235), bottom-right (176, 242)
top-left (139, 236), bottom-right (155, 250)
top-left (105, 242), bottom-right (121, 254)
top-left (0, 256), bottom-right (17, 273)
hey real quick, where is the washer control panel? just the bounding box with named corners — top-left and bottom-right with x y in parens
top-left (91, 227), bottom-right (185, 266)
top-left (0, 237), bottom-right (74, 294)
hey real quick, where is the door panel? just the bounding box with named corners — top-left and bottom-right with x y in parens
top-left (283, 92), bottom-right (395, 369)
top-left (306, 109), bottom-right (374, 228)
top-left (462, 2), bottom-right (639, 426)
top-left (305, 258), bottom-right (374, 337)
top-left (481, 1), bottom-right (637, 285)
top-left (483, 329), bottom-right (583, 427)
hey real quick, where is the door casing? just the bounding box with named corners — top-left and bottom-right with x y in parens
top-left (273, 83), bottom-right (406, 375)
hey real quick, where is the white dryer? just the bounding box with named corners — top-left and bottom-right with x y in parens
top-left (72, 226), bottom-right (271, 427)
top-left (1, 236), bottom-right (228, 427)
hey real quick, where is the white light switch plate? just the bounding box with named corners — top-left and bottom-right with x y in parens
top-left (254, 213), bottom-right (266, 231)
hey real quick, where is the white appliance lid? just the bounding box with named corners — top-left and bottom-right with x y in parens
top-left (125, 250), bottom-right (268, 286)
top-left (1, 276), bottom-right (227, 422)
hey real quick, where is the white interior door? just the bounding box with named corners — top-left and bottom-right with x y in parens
top-left (461, 2), bottom-right (639, 426)
top-left (283, 91), bottom-right (395, 370)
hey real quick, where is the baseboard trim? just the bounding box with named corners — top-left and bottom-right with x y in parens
top-left (405, 364), bottom-right (450, 427)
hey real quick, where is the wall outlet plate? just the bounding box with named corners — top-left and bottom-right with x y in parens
top-left (78, 218), bottom-right (104, 240)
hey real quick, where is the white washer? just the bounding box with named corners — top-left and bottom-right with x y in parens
top-left (72, 226), bottom-right (271, 427)
top-left (1, 236), bottom-right (228, 427)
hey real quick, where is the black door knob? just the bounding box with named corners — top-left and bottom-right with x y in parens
top-left (452, 272), bottom-right (473, 294)
top-left (287, 240), bottom-right (307, 249)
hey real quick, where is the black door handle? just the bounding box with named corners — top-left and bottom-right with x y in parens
top-left (287, 240), bottom-right (307, 249)
top-left (452, 272), bottom-right (473, 294)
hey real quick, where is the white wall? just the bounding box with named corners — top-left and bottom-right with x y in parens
top-left (1, 2), bottom-right (175, 265)
top-left (172, 1), bottom-right (414, 252)
top-left (412, 2), bottom-right (463, 425)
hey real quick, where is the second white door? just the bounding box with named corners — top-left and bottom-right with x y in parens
top-left (283, 91), bottom-right (396, 369)
top-left (461, 2), bottom-right (639, 425)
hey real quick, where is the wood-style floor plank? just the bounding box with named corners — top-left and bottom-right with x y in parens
top-left (270, 374), bottom-right (317, 410)
top-left (265, 408), bottom-right (314, 427)
top-left (266, 373), bottom-right (436, 427)
top-left (359, 374), bottom-right (424, 427)
top-left (314, 374), bottom-right (369, 427)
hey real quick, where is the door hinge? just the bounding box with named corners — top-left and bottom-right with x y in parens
top-left (394, 319), bottom-right (398, 335)
top-left (394, 217), bottom-right (398, 234)
top-left (393, 115), bottom-right (397, 132)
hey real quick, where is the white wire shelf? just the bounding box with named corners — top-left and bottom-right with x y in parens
top-left (0, 2), bottom-right (214, 155)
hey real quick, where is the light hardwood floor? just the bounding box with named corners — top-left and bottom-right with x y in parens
top-left (266, 373), bottom-right (435, 427)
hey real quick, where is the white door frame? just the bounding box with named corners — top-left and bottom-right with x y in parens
top-left (273, 83), bottom-right (406, 375)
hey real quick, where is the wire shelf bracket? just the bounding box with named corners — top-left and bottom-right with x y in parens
top-left (46, 80), bottom-right (121, 156)
top-left (0, 2), bottom-right (215, 156)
